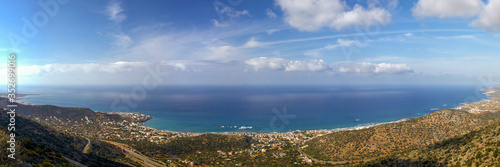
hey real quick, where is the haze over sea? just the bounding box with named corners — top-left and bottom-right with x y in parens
top-left (17, 85), bottom-right (486, 133)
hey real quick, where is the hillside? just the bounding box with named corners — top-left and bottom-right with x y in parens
top-left (119, 134), bottom-right (252, 164)
top-left (362, 121), bottom-right (500, 166)
top-left (0, 128), bottom-right (76, 167)
top-left (0, 108), bottom-right (132, 166)
top-left (303, 109), bottom-right (500, 162)
top-left (118, 133), bottom-right (303, 166)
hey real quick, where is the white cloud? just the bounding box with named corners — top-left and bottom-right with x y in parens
top-left (208, 45), bottom-right (236, 60)
top-left (214, 1), bottom-right (250, 20)
top-left (105, 0), bottom-right (127, 23)
top-left (11, 61), bottom-right (148, 76)
top-left (304, 50), bottom-right (320, 57)
top-left (243, 38), bottom-right (261, 48)
top-left (162, 61), bottom-right (187, 71)
top-left (368, 0), bottom-right (399, 9)
top-left (112, 34), bottom-right (132, 48)
top-left (266, 8), bottom-right (277, 19)
top-left (471, 0), bottom-right (500, 32)
top-left (223, 9), bottom-right (249, 19)
top-left (210, 7), bottom-right (248, 27)
top-left (333, 5), bottom-right (391, 30)
top-left (245, 57), bottom-right (330, 72)
top-left (266, 29), bottom-right (279, 35)
top-left (245, 57), bottom-right (413, 74)
top-left (412, 0), bottom-right (483, 18)
top-left (285, 59), bottom-right (330, 71)
top-left (304, 38), bottom-right (367, 57)
top-left (245, 57), bottom-right (289, 71)
top-left (116, 33), bottom-right (206, 62)
top-left (159, 60), bottom-right (216, 72)
top-left (104, 1), bottom-right (132, 48)
top-left (337, 39), bottom-right (365, 47)
top-left (434, 35), bottom-right (476, 40)
top-left (373, 63), bottom-right (413, 74)
top-left (388, 0), bottom-right (399, 9)
top-left (276, 0), bottom-right (391, 31)
top-left (335, 62), bottom-right (413, 74)
top-left (211, 2), bottom-right (250, 27)
top-left (210, 19), bottom-right (230, 28)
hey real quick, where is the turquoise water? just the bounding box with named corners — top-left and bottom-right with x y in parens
top-left (16, 85), bottom-right (486, 133)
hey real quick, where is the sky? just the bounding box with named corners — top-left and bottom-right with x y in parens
top-left (0, 0), bottom-right (499, 86)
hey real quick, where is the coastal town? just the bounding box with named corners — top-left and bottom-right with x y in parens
top-left (456, 86), bottom-right (500, 114)
top-left (25, 103), bottom-right (339, 164)
top-left (13, 86), bottom-right (500, 165)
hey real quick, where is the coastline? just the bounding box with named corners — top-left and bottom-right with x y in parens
top-left (9, 86), bottom-right (497, 136)
top-left (5, 86), bottom-right (500, 165)
top-left (10, 95), bottom-right (410, 136)
top-left (11, 96), bottom-right (420, 136)
top-left (5, 88), bottom-right (499, 166)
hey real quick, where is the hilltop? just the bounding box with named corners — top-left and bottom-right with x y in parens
top-left (303, 109), bottom-right (500, 163)
top-left (0, 108), bottom-right (136, 166)
top-left (362, 121), bottom-right (500, 166)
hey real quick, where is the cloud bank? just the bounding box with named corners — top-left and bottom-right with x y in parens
top-left (245, 57), bottom-right (413, 74)
top-left (13, 61), bottom-right (148, 76)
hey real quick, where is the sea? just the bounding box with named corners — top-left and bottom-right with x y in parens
top-left (13, 84), bottom-right (487, 133)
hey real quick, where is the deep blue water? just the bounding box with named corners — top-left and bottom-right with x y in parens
top-left (14, 85), bottom-right (486, 133)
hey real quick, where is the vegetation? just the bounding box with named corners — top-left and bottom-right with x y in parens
top-left (118, 134), bottom-right (303, 166)
top-left (119, 134), bottom-right (252, 165)
top-left (361, 121), bottom-right (500, 166)
top-left (2, 93), bottom-right (500, 166)
top-left (303, 109), bottom-right (500, 162)
top-left (0, 108), bottom-right (131, 166)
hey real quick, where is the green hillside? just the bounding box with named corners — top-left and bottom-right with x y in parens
top-left (118, 133), bottom-right (303, 166)
top-left (362, 121), bottom-right (500, 166)
top-left (303, 109), bottom-right (500, 162)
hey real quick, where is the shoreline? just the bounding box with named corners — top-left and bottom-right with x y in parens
top-left (13, 96), bottom-right (414, 135)
top-left (140, 117), bottom-right (412, 135)
top-left (10, 88), bottom-right (494, 135)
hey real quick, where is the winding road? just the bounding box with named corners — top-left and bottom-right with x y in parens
top-left (103, 140), bottom-right (166, 167)
top-left (82, 137), bottom-right (91, 154)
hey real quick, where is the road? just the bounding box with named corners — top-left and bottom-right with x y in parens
top-left (62, 156), bottom-right (88, 167)
top-left (103, 140), bottom-right (166, 167)
top-left (82, 137), bottom-right (91, 154)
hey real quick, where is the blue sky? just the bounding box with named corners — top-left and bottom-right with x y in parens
top-left (0, 0), bottom-right (499, 85)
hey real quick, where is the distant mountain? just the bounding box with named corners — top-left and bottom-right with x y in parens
top-left (303, 109), bottom-right (500, 163)
top-left (0, 108), bottom-right (131, 166)
top-left (0, 98), bottom-right (126, 123)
